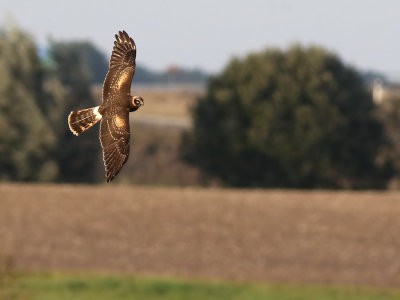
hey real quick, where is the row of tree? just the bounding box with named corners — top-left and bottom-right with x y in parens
top-left (0, 27), bottom-right (100, 182)
top-left (0, 26), bottom-right (397, 188)
top-left (41, 41), bottom-right (208, 85)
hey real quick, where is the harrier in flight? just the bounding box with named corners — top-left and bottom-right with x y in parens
top-left (68, 30), bottom-right (144, 182)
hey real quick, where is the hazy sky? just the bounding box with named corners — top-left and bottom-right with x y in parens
top-left (1, 0), bottom-right (399, 74)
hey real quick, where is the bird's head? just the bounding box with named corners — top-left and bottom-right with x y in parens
top-left (130, 96), bottom-right (144, 111)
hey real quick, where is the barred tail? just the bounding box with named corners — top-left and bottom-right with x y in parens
top-left (68, 106), bottom-right (102, 136)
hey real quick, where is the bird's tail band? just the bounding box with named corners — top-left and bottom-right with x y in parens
top-left (68, 106), bottom-right (102, 136)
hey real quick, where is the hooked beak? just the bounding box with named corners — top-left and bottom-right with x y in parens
top-left (140, 99), bottom-right (144, 106)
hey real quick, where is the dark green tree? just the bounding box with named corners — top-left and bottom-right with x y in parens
top-left (182, 45), bottom-right (392, 188)
top-left (0, 27), bottom-right (59, 181)
top-left (376, 96), bottom-right (400, 188)
top-left (47, 41), bottom-right (109, 85)
top-left (49, 41), bottom-right (102, 183)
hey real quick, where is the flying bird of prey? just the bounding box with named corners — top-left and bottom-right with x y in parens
top-left (68, 30), bottom-right (144, 182)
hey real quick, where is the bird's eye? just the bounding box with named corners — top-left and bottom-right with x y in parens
top-left (134, 99), bottom-right (140, 105)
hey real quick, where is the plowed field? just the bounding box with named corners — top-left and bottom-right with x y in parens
top-left (1, 184), bottom-right (399, 288)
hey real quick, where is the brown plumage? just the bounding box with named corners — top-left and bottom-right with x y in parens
top-left (67, 30), bottom-right (144, 182)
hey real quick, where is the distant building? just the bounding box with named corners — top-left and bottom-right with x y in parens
top-left (372, 79), bottom-right (384, 104)
top-left (168, 65), bottom-right (179, 74)
top-left (371, 79), bottom-right (400, 104)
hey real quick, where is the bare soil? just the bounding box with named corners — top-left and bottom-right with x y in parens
top-left (1, 183), bottom-right (400, 288)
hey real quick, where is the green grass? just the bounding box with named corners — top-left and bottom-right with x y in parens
top-left (1, 273), bottom-right (400, 300)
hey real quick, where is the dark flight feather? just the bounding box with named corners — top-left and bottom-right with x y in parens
top-left (102, 30), bottom-right (136, 104)
top-left (100, 107), bottom-right (130, 182)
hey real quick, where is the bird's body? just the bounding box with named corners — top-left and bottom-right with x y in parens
top-left (68, 31), bottom-right (144, 182)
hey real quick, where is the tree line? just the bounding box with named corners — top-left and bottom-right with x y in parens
top-left (0, 26), bottom-right (397, 188)
top-left (0, 27), bottom-right (100, 182)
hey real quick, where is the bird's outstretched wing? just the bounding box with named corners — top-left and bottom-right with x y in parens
top-left (102, 30), bottom-right (136, 105)
top-left (100, 107), bottom-right (130, 182)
